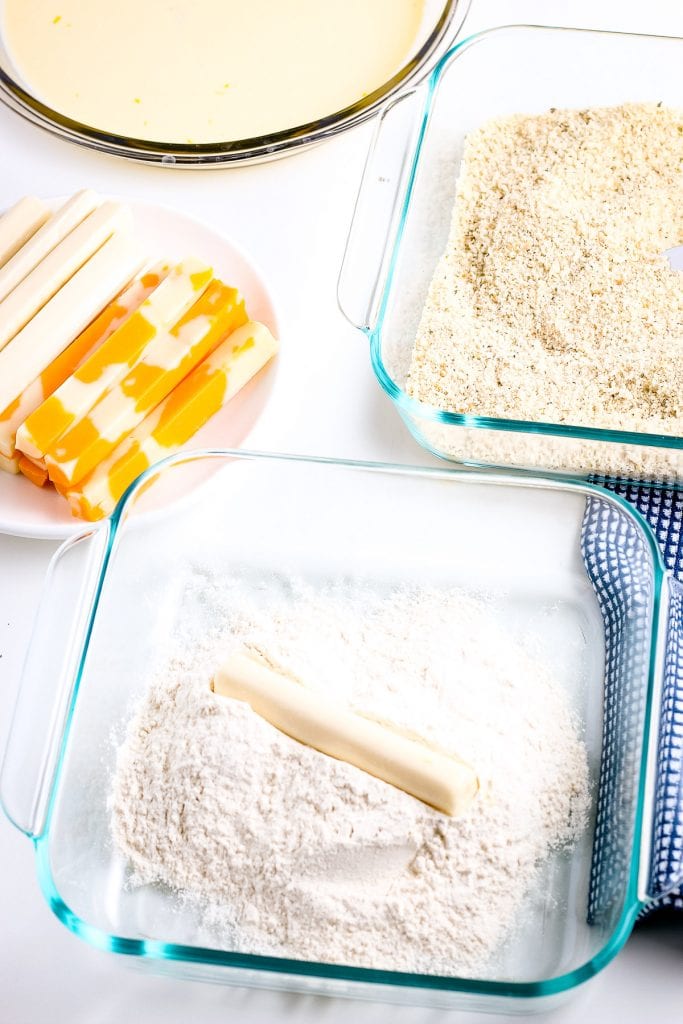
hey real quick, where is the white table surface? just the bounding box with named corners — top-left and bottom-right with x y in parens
top-left (0, 1), bottom-right (681, 1021)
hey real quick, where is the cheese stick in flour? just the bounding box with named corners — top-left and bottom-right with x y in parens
top-left (213, 650), bottom-right (479, 817)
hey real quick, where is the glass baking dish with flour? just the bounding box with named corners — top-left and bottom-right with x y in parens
top-left (1, 451), bottom-right (682, 1015)
top-left (338, 24), bottom-right (683, 483)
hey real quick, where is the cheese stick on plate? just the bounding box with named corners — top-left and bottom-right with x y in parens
top-left (46, 280), bottom-right (247, 489)
top-left (0, 200), bottom-right (132, 352)
top-left (66, 321), bottom-right (278, 520)
top-left (0, 264), bottom-right (169, 460)
top-left (0, 452), bottom-right (20, 475)
top-left (0, 232), bottom-right (145, 415)
top-left (17, 454), bottom-right (48, 488)
top-left (0, 196), bottom-right (50, 268)
top-left (0, 189), bottom-right (100, 304)
top-left (16, 259), bottom-right (213, 461)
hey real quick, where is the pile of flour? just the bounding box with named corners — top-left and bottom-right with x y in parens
top-left (110, 570), bottom-right (590, 976)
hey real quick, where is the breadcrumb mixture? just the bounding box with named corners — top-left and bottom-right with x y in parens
top-left (407, 103), bottom-right (683, 435)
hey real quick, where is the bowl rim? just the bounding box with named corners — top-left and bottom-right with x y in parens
top-left (0, 0), bottom-right (463, 166)
top-left (30, 450), bottom-right (668, 1001)
top-left (367, 23), bottom-right (683, 452)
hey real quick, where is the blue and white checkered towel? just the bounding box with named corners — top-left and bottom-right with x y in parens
top-left (589, 482), bottom-right (683, 916)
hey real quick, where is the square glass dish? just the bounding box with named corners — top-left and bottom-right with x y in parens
top-left (1, 451), bottom-right (682, 1014)
top-left (338, 23), bottom-right (683, 483)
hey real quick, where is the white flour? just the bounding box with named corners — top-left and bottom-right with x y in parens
top-left (110, 570), bottom-right (590, 976)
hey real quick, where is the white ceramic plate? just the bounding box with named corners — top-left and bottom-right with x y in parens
top-left (0, 198), bottom-right (281, 539)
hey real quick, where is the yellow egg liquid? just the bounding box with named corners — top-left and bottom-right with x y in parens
top-left (3, 0), bottom-right (425, 144)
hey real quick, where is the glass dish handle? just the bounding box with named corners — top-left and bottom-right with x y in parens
top-left (644, 573), bottom-right (683, 902)
top-left (0, 524), bottom-right (110, 840)
top-left (337, 85), bottom-right (426, 333)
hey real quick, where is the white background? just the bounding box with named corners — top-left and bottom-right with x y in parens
top-left (0, 1), bottom-right (681, 1021)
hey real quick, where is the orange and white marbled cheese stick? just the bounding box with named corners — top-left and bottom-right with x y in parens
top-left (66, 321), bottom-right (278, 521)
top-left (17, 454), bottom-right (49, 488)
top-left (45, 280), bottom-right (247, 489)
top-left (0, 264), bottom-right (169, 460)
top-left (15, 259), bottom-right (212, 461)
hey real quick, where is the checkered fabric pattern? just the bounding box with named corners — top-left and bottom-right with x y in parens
top-left (586, 481), bottom-right (683, 916)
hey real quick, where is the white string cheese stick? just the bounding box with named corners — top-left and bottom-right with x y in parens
top-left (0, 199), bottom-right (132, 352)
top-left (213, 651), bottom-right (479, 817)
top-left (0, 232), bottom-right (144, 415)
top-left (0, 189), bottom-right (100, 304)
top-left (0, 196), bottom-right (50, 269)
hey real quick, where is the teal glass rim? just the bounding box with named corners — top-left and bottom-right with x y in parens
top-left (21, 448), bottom-right (670, 1001)
top-left (367, 24), bottom-right (683, 454)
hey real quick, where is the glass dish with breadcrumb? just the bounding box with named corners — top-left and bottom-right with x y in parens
top-left (339, 22), bottom-right (683, 483)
